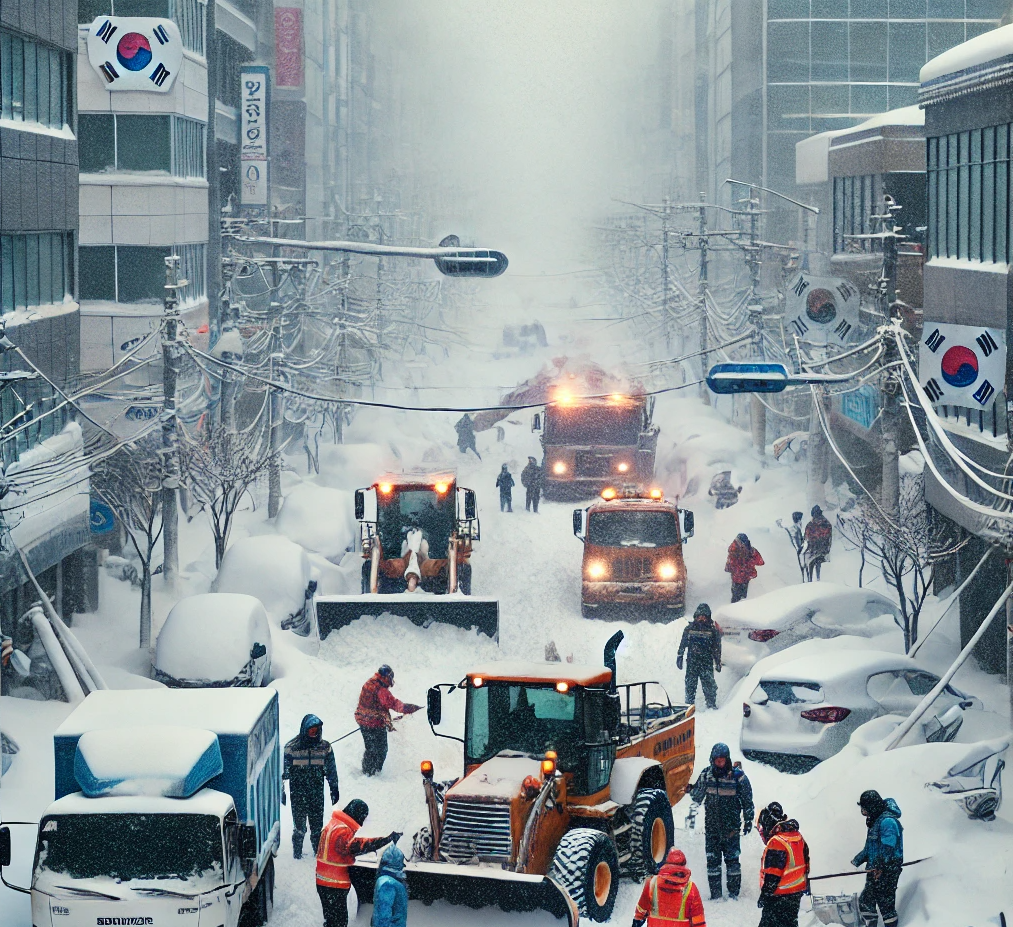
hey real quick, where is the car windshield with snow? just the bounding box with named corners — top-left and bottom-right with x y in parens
top-left (587, 511), bottom-right (679, 548)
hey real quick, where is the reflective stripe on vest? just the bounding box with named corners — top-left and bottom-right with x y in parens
top-left (316, 814), bottom-right (357, 888)
top-left (649, 877), bottom-right (695, 924)
top-left (763, 833), bottom-right (807, 895)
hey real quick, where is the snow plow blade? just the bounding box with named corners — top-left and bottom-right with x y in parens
top-left (349, 860), bottom-right (577, 927)
top-left (316, 595), bottom-right (499, 642)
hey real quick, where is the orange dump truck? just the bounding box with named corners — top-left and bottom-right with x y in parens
top-left (348, 631), bottom-right (696, 926)
top-left (573, 486), bottom-right (694, 620)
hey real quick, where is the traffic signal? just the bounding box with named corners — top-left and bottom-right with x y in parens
top-left (433, 249), bottom-right (509, 277)
top-left (706, 362), bottom-right (790, 394)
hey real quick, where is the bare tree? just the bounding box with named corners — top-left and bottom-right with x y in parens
top-left (837, 473), bottom-right (966, 652)
top-left (179, 429), bottom-right (274, 568)
top-left (92, 441), bottom-right (164, 649)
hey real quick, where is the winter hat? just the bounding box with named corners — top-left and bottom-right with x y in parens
top-left (501, 463), bottom-right (509, 470)
top-left (378, 664), bottom-right (394, 682)
top-left (694, 603), bottom-right (712, 619)
top-left (528, 456), bottom-right (537, 463)
top-left (757, 801), bottom-right (787, 839)
top-left (665, 848), bottom-right (688, 866)
top-left (709, 742), bottom-right (731, 765)
top-left (792, 511), bottom-right (804, 523)
top-left (858, 790), bottom-right (886, 818)
top-left (344, 799), bottom-right (369, 825)
top-left (811, 505), bottom-right (823, 517)
top-left (379, 842), bottom-right (406, 877)
top-left (736, 532), bottom-right (751, 548)
top-left (300, 713), bottom-right (323, 741)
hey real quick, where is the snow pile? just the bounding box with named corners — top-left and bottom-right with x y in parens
top-left (317, 442), bottom-right (393, 489)
top-left (715, 582), bottom-right (899, 631)
top-left (214, 535), bottom-right (311, 624)
top-left (74, 726), bottom-right (222, 798)
top-left (154, 593), bottom-right (271, 683)
top-left (276, 484), bottom-right (356, 561)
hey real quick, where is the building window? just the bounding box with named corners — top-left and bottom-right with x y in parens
top-left (79, 243), bottom-right (206, 305)
top-left (927, 124), bottom-right (1011, 263)
top-left (0, 31), bottom-right (71, 130)
top-left (78, 113), bottom-right (205, 177)
top-left (78, 0), bottom-right (205, 56)
top-left (0, 233), bottom-right (73, 313)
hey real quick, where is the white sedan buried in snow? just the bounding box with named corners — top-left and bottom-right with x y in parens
top-left (716, 583), bottom-right (900, 667)
top-left (740, 650), bottom-right (980, 773)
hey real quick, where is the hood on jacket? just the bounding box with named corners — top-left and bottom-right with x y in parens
top-left (710, 742), bottom-right (732, 776)
top-left (656, 858), bottom-right (692, 892)
top-left (378, 843), bottom-right (406, 882)
top-left (881, 798), bottom-right (901, 819)
top-left (299, 713), bottom-right (323, 743)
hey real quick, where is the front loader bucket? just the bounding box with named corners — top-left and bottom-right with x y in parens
top-left (350, 860), bottom-right (577, 927)
top-left (316, 594), bottom-right (499, 642)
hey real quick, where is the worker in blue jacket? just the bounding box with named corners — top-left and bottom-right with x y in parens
top-left (283, 713), bottom-right (340, 858)
top-left (372, 842), bottom-right (409, 927)
top-left (852, 790), bottom-right (903, 927)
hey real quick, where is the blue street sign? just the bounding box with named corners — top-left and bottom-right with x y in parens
top-left (90, 499), bottom-right (116, 535)
top-left (706, 362), bottom-right (790, 394)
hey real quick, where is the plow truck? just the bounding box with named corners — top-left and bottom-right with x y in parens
top-left (574, 486), bottom-right (695, 620)
top-left (348, 631), bottom-right (696, 926)
top-left (315, 470), bottom-right (499, 640)
top-left (534, 390), bottom-right (658, 500)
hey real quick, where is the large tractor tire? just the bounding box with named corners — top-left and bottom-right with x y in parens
top-left (549, 828), bottom-right (619, 922)
top-left (628, 788), bottom-right (674, 877)
top-left (457, 562), bottom-right (472, 595)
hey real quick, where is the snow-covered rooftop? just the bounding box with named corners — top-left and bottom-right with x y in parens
top-left (47, 788), bottom-right (235, 817)
top-left (921, 22), bottom-right (1011, 83)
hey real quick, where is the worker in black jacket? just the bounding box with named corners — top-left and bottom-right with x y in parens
top-left (284, 713), bottom-right (340, 858)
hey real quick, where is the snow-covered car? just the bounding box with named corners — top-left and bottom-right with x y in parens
top-left (154, 593), bottom-right (272, 688)
top-left (741, 649), bottom-right (980, 773)
top-left (717, 583), bottom-right (900, 667)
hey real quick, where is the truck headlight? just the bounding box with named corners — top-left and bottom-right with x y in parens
top-left (658, 562), bottom-right (678, 580)
top-left (587, 561), bottom-right (607, 579)
top-left (553, 461), bottom-right (567, 475)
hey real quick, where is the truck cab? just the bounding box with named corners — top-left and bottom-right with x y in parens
top-left (573, 486), bottom-right (694, 620)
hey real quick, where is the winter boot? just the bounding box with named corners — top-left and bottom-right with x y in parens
top-left (706, 850), bottom-right (723, 899)
top-left (726, 860), bottom-right (742, 899)
top-left (292, 833), bottom-right (304, 859)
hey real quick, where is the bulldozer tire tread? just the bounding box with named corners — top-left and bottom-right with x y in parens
top-left (550, 827), bottom-right (619, 922)
top-left (411, 826), bottom-right (434, 861)
top-left (628, 788), bottom-right (674, 878)
top-left (458, 562), bottom-right (472, 595)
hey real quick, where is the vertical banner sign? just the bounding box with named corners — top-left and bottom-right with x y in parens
top-left (919, 322), bottom-right (1006, 408)
top-left (274, 8), bottom-right (304, 88)
top-left (240, 66), bottom-right (270, 207)
top-left (784, 273), bottom-right (861, 346)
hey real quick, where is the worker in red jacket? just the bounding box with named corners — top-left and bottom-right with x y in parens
top-left (756, 801), bottom-right (810, 927)
top-left (316, 798), bottom-right (400, 927)
top-left (632, 848), bottom-right (707, 927)
top-left (355, 664), bottom-right (422, 776)
top-left (725, 533), bottom-right (765, 602)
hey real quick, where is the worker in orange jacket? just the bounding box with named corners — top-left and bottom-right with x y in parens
top-left (632, 848), bottom-right (706, 927)
top-left (316, 798), bottom-right (401, 927)
top-left (756, 802), bottom-right (810, 927)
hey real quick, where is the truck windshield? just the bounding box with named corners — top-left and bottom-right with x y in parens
top-left (588, 511), bottom-right (678, 547)
top-left (546, 405), bottom-right (642, 446)
top-left (34, 814), bottom-right (224, 890)
top-left (466, 682), bottom-right (582, 767)
top-left (378, 488), bottom-right (453, 558)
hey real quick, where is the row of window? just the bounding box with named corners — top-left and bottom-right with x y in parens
top-left (0, 31), bottom-right (72, 129)
top-left (927, 126), bottom-right (1013, 264)
top-left (0, 233), bottom-right (74, 314)
top-left (79, 113), bottom-right (206, 178)
top-left (769, 0), bottom-right (1004, 19)
top-left (0, 379), bottom-right (72, 467)
top-left (80, 243), bottom-right (205, 305)
top-left (833, 172), bottom-right (927, 253)
top-left (79, 0), bottom-right (206, 56)
top-left (769, 83), bottom-right (918, 133)
top-left (767, 19), bottom-right (995, 84)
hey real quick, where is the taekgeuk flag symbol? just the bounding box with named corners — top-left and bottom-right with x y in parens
top-left (86, 17), bottom-right (183, 93)
top-left (918, 322), bottom-right (1006, 408)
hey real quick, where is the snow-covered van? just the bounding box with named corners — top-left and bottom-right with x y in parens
top-left (0, 689), bottom-right (280, 927)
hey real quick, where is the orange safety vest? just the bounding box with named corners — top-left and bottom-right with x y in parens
top-left (315, 810), bottom-right (359, 889)
top-left (649, 877), bottom-right (696, 925)
top-left (761, 832), bottom-right (808, 896)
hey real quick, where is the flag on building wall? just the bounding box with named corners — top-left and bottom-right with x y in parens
top-left (86, 17), bottom-right (183, 93)
top-left (275, 8), bottom-right (304, 88)
top-left (784, 273), bottom-right (860, 346)
top-left (919, 322), bottom-right (1006, 408)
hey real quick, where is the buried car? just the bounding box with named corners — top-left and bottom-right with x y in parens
top-left (741, 649), bottom-right (980, 773)
top-left (716, 583), bottom-right (900, 667)
top-left (154, 593), bottom-right (272, 687)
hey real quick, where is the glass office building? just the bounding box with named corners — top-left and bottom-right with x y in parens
top-left (766, 1), bottom-right (1005, 199)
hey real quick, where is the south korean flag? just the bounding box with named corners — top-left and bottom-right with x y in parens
top-left (919, 322), bottom-right (1006, 408)
top-left (86, 17), bottom-right (183, 93)
top-left (784, 273), bottom-right (861, 346)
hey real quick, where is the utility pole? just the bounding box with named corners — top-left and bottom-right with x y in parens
top-left (661, 197), bottom-right (672, 353)
top-left (880, 336), bottom-right (901, 516)
top-left (267, 352), bottom-right (284, 518)
top-left (697, 194), bottom-right (710, 405)
top-left (807, 385), bottom-right (829, 512)
top-left (160, 255), bottom-right (182, 589)
top-left (745, 187), bottom-right (766, 454)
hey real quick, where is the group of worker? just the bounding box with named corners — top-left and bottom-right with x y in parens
top-left (282, 665), bottom-right (420, 927)
top-left (633, 741), bottom-right (904, 927)
top-left (496, 456), bottom-right (544, 512)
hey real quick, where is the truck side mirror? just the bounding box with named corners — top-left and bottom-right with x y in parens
top-left (572, 509), bottom-right (584, 539)
top-left (682, 510), bottom-right (695, 539)
top-left (354, 489), bottom-right (365, 521)
top-left (238, 823), bottom-right (258, 860)
top-left (464, 489), bottom-right (477, 521)
top-left (0, 826), bottom-right (10, 867)
top-left (532, 413), bottom-right (541, 432)
top-left (427, 686), bottom-right (442, 726)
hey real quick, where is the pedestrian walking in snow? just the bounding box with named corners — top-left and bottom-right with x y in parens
top-left (852, 791), bottom-right (904, 927)
top-left (776, 512), bottom-right (806, 581)
top-left (455, 413), bottom-right (481, 459)
top-left (371, 842), bottom-right (409, 927)
top-left (520, 456), bottom-right (543, 512)
top-left (708, 470), bottom-right (742, 509)
top-left (355, 665), bottom-right (422, 776)
top-left (316, 798), bottom-right (400, 927)
top-left (632, 847), bottom-right (707, 927)
top-left (283, 713), bottom-right (340, 858)
top-left (725, 534), bottom-right (764, 602)
top-left (803, 505), bottom-right (833, 581)
top-left (677, 603), bottom-right (722, 709)
top-left (496, 464), bottom-right (515, 512)
top-left (687, 742), bottom-right (754, 901)
top-left (757, 802), bottom-right (810, 927)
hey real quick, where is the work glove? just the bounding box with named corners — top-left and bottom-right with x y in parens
top-left (851, 855), bottom-right (863, 869)
top-left (757, 895), bottom-right (766, 909)
top-left (281, 786), bottom-right (287, 807)
top-left (330, 790), bottom-right (339, 806)
top-left (676, 655), bottom-right (683, 671)
top-left (388, 831), bottom-right (403, 845)
top-left (742, 820), bottom-right (752, 835)
top-left (404, 704), bottom-right (422, 715)
top-left (633, 919), bottom-right (646, 927)
top-left (715, 662), bottom-right (722, 673)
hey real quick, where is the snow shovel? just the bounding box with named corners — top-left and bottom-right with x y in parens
top-left (809, 858), bottom-right (930, 926)
top-left (315, 593), bottom-right (499, 641)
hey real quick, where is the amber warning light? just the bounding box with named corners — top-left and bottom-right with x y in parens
top-left (420, 760), bottom-right (434, 779)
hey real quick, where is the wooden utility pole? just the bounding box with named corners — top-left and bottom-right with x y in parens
top-left (160, 255), bottom-right (182, 588)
